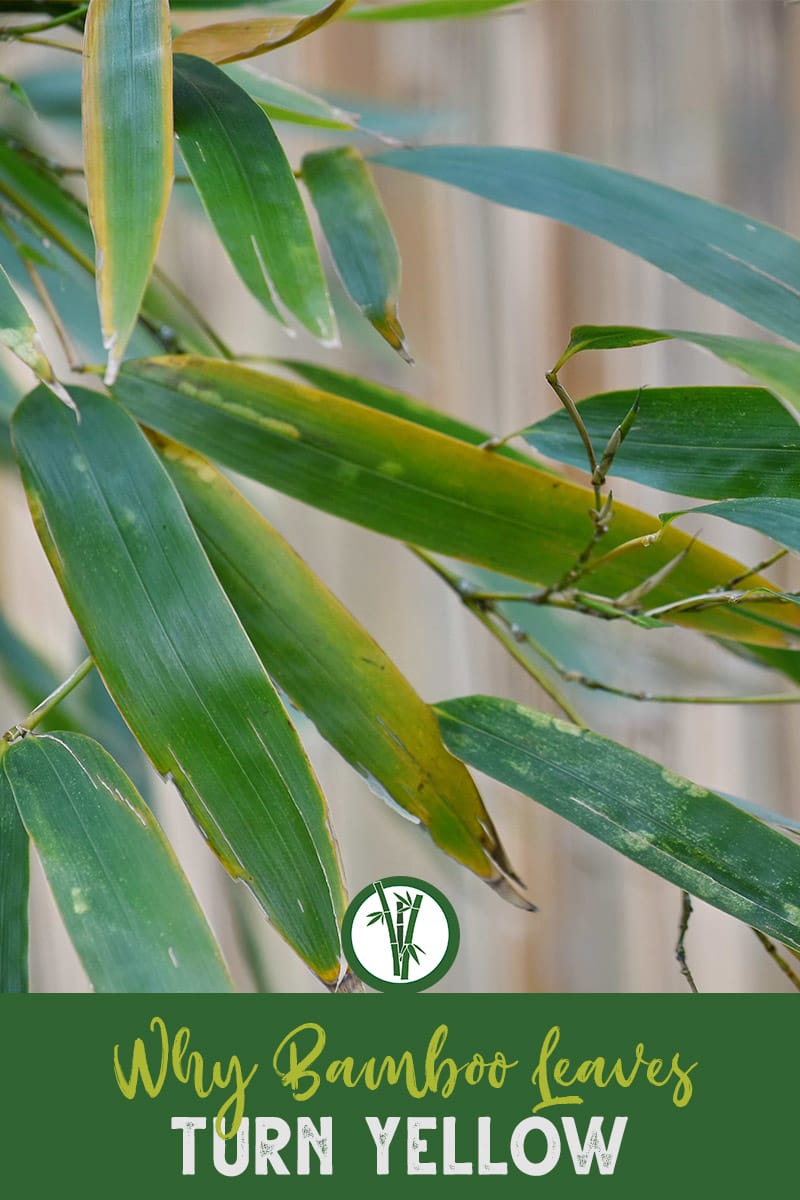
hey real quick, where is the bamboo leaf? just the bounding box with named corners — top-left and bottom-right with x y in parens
top-left (12, 385), bottom-right (346, 985)
top-left (0, 778), bottom-right (28, 992)
top-left (303, 147), bottom-right (409, 359)
top-left (668, 498), bottom-right (800, 557)
top-left (278, 358), bottom-right (537, 465)
top-left (373, 148), bottom-right (800, 345)
top-left (173, 54), bottom-right (337, 344)
top-left (435, 695), bottom-right (800, 952)
top-left (173, 0), bottom-right (359, 66)
top-left (554, 323), bottom-right (800, 419)
top-left (222, 65), bottom-right (359, 130)
top-left (0, 732), bottom-right (232, 992)
top-left (156, 435), bottom-right (528, 905)
top-left (0, 262), bottom-right (58, 385)
top-left (113, 356), bottom-right (800, 648)
top-left (0, 137), bottom-right (224, 356)
top-left (527, 386), bottom-right (800, 501)
top-left (82, 0), bottom-right (173, 382)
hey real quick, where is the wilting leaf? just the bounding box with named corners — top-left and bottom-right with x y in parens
top-left (222, 65), bottom-right (359, 130)
top-left (0, 776), bottom-right (28, 992)
top-left (12, 385), bottom-right (346, 984)
top-left (173, 0), bottom-right (359, 65)
top-left (1, 732), bottom-right (232, 992)
top-left (527, 386), bottom-right (800, 500)
top-left (435, 695), bottom-right (800, 951)
top-left (303, 147), bottom-right (409, 358)
top-left (373, 147), bottom-right (800, 345)
top-left (553, 323), bottom-right (800, 419)
top-left (113, 356), bottom-right (800, 647)
top-left (82, 0), bottom-right (173, 381)
top-left (156, 435), bottom-right (529, 907)
top-left (174, 54), bottom-right (336, 344)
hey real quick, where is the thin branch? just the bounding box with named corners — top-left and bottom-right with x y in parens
top-left (409, 546), bottom-right (586, 727)
top-left (719, 548), bottom-right (788, 591)
top-left (751, 929), bottom-right (800, 991)
top-left (1, 211), bottom-right (81, 369)
top-left (0, 5), bottom-right (85, 35)
top-left (676, 891), bottom-right (699, 993)
top-left (14, 32), bottom-right (82, 51)
top-left (2, 655), bottom-right (94, 751)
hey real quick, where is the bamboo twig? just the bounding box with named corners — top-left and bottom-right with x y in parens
top-left (751, 929), bottom-right (800, 991)
top-left (676, 892), bottom-right (699, 993)
top-left (1, 655), bottom-right (94, 752)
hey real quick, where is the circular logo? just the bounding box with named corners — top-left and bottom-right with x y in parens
top-left (342, 876), bottom-right (460, 992)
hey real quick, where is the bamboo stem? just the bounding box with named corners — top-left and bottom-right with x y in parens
top-left (1, 655), bottom-right (94, 752)
top-left (676, 892), bottom-right (699, 993)
top-left (752, 929), bottom-right (800, 991)
top-left (373, 881), bottom-right (401, 977)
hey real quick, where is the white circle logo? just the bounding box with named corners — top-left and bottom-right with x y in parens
top-left (342, 876), bottom-right (460, 991)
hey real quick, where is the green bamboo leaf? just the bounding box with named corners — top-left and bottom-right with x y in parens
top-left (668, 498), bottom-right (800, 557)
top-left (0, 779), bottom-right (28, 992)
top-left (527, 386), bottom-right (800, 501)
top-left (373, 148), bottom-right (800, 345)
top-left (12, 385), bottom-right (346, 985)
top-left (0, 137), bottom-right (223, 356)
top-left (303, 147), bottom-right (410, 359)
top-left (0, 732), bottom-right (232, 992)
top-left (279, 358), bottom-right (534, 463)
top-left (222, 65), bottom-right (359, 130)
top-left (155, 436), bottom-right (529, 906)
top-left (82, 0), bottom-right (173, 382)
top-left (554, 323), bottom-right (800, 418)
top-left (113, 356), bottom-right (800, 648)
top-left (435, 695), bottom-right (800, 951)
top-left (174, 54), bottom-right (337, 345)
top-left (0, 262), bottom-right (59, 386)
top-left (173, 0), bottom-right (359, 65)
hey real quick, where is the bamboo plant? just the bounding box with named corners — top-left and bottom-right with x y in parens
top-left (0, 0), bottom-right (800, 994)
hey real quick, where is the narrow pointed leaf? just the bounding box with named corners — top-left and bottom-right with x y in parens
top-left (1, 733), bottom-right (232, 992)
top-left (373, 148), bottom-right (800, 345)
top-left (0, 138), bottom-right (225, 357)
top-left (435, 695), bottom-right (800, 952)
top-left (303, 147), bottom-right (409, 358)
top-left (279, 358), bottom-right (537, 464)
top-left (82, 0), bottom-right (173, 381)
top-left (669, 498), bottom-right (800, 557)
top-left (113, 356), bottom-right (800, 648)
top-left (173, 54), bottom-right (336, 344)
top-left (173, 0), bottom-right (359, 65)
top-left (527, 386), bottom-right (800, 500)
top-left (0, 263), bottom-right (58, 385)
top-left (222, 65), bottom-right (359, 130)
top-left (554, 323), bottom-right (800, 419)
top-left (156, 436), bottom-right (528, 905)
top-left (12, 385), bottom-right (345, 984)
top-left (0, 776), bottom-right (28, 992)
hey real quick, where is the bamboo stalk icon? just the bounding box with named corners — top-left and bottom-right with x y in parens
top-left (367, 882), bottom-right (425, 980)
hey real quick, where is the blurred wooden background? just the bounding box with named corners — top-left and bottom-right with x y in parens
top-left (2, 0), bottom-right (799, 992)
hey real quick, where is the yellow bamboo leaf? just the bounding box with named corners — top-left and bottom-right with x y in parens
top-left (173, 0), bottom-right (359, 66)
top-left (82, 0), bottom-right (173, 383)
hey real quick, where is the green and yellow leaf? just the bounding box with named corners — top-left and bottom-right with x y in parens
top-left (173, 0), bottom-right (359, 66)
top-left (156, 435), bottom-right (529, 906)
top-left (82, 0), bottom-right (173, 382)
top-left (113, 356), bottom-right (800, 647)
